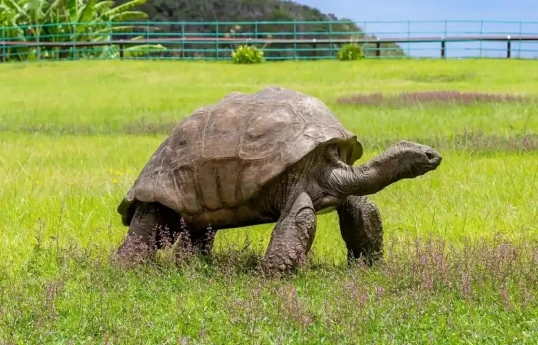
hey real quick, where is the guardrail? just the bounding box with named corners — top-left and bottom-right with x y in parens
top-left (2, 20), bottom-right (538, 62)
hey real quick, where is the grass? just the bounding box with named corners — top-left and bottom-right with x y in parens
top-left (0, 59), bottom-right (537, 344)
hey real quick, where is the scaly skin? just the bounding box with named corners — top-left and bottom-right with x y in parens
top-left (261, 192), bottom-right (317, 274)
top-left (114, 140), bottom-right (442, 272)
top-left (337, 196), bottom-right (383, 266)
top-left (113, 202), bottom-right (179, 265)
top-left (113, 203), bottom-right (216, 265)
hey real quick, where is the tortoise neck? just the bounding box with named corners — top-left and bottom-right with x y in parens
top-left (329, 152), bottom-right (400, 197)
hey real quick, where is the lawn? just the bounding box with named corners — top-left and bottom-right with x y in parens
top-left (0, 59), bottom-right (537, 344)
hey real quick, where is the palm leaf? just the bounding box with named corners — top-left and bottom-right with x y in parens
top-left (22, 0), bottom-right (44, 13)
top-left (43, 0), bottom-right (64, 19)
top-left (105, 0), bottom-right (146, 18)
top-left (94, 0), bottom-right (114, 11)
top-left (76, 0), bottom-right (96, 32)
top-left (2, 0), bottom-right (24, 13)
top-left (109, 10), bottom-right (147, 22)
top-left (65, 0), bottom-right (78, 23)
top-left (124, 44), bottom-right (166, 57)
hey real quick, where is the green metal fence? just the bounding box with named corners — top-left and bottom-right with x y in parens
top-left (2, 20), bottom-right (538, 62)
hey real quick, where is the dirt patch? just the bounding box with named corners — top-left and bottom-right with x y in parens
top-left (337, 91), bottom-right (532, 107)
top-left (405, 73), bottom-right (476, 83)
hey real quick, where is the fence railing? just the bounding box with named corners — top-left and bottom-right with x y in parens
top-left (2, 20), bottom-right (538, 62)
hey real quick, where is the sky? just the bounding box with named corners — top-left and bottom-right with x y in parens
top-left (300, 0), bottom-right (538, 58)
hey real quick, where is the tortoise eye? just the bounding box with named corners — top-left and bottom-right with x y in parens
top-left (335, 146), bottom-right (342, 160)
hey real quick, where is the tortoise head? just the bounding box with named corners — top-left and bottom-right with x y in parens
top-left (384, 140), bottom-right (443, 180)
top-left (324, 140), bottom-right (442, 197)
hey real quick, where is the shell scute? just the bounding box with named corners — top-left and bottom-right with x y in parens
top-left (117, 86), bottom-right (363, 224)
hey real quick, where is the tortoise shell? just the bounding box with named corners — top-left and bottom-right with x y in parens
top-left (117, 86), bottom-right (363, 225)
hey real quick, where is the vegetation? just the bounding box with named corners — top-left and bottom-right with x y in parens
top-left (116, 0), bottom-right (406, 60)
top-left (337, 90), bottom-right (532, 106)
top-left (231, 44), bottom-right (264, 64)
top-left (1, 0), bottom-right (406, 61)
top-left (1, 59), bottom-right (537, 343)
top-left (337, 43), bottom-right (365, 61)
top-left (0, 0), bottom-right (166, 61)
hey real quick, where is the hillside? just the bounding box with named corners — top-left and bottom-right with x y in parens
top-left (120, 0), bottom-right (406, 59)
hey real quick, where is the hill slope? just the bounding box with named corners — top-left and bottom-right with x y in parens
top-left (121, 0), bottom-right (405, 59)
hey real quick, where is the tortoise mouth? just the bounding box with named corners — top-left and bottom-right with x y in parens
top-left (426, 150), bottom-right (442, 169)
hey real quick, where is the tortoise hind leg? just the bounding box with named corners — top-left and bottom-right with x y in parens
top-left (336, 196), bottom-right (383, 266)
top-left (190, 228), bottom-right (217, 256)
top-left (172, 222), bottom-right (217, 262)
top-left (262, 192), bottom-right (317, 273)
top-left (114, 202), bottom-right (180, 265)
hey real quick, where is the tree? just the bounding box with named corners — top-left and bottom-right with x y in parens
top-left (113, 0), bottom-right (406, 59)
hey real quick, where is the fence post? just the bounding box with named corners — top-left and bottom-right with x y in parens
top-left (479, 21), bottom-right (483, 58)
top-left (329, 21), bottom-right (333, 58)
top-left (181, 23), bottom-right (185, 59)
top-left (146, 21), bottom-right (150, 59)
top-left (215, 21), bottom-right (219, 60)
top-left (407, 20), bottom-right (410, 58)
top-left (376, 38), bottom-right (380, 57)
top-left (72, 23), bottom-right (77, 60)
top-left (1, 27), bottom-right (5, 63)
top-left (293, 20), bottom-right (297, 60)
top-left (507, 35), bottom-right (511, 59)
top-left (36, 28), bottom-right (40, 61)
top-left (443, 21), bottom-right (447, 59)
top-left (519, 21), bottom-right (522, 57)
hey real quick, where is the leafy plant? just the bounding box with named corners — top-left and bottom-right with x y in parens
top-left (337, 43), bottom-right (365, 61)
top-left (0, 0), bottom-right (166, 61)
top-left (231, 44), bottom-right (264, 64)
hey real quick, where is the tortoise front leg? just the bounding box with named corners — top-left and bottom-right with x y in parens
top-left (262, 192), bottom-right (317, 273)
top-left (114, 202), bottom-right (180, 265)
top-left (336, 196), bottom-right (383, 266)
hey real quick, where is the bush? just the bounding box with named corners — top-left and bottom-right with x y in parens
top-left (231, 45), bottom-right (264, 64)
top-left (337, 43), bottom-right (365, 61)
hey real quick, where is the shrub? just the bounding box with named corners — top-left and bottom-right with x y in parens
top-left (231, 45), bottom-right (264, 64)
top-left (337, 43), bottom-right (365, 61)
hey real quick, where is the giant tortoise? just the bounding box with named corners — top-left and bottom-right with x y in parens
top-left (114, 86), bottom-right (442, 271)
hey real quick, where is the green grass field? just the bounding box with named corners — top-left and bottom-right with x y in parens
top-left (1, 59), bottom-right (537, 344)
